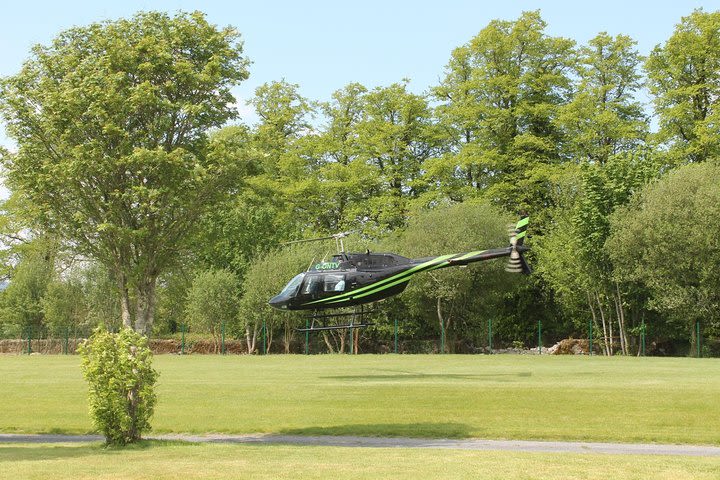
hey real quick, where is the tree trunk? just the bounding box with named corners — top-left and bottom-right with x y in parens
top-left (437, 297), bottom-right (445, 353)
top-left (614, 284), bottom-right (628, 355)
top-left (596, 293), bottom-right (611, 356)
top-left (266, 325), bottom-right (273, 354)
top-left (134, 277), bottom-right (157, 336)
top-left (613, 294), bottom-right (625, 355)
top-left (245, 324), bottom-right (257, 354)
top-left (283, 319), bottom-right (293, 354)
top-left (117, 272), bottom-right (132, 330)
top-left (321, 332), bottom-right (336, 353)
top-left (586, 292), bottom-right (597, 355)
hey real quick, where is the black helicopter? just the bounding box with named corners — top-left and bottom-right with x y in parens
top-left (268, 217), bottom-right (531, 323)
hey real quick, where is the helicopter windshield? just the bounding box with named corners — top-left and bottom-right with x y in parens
top-left (279, 273), bottom-right (305, 297)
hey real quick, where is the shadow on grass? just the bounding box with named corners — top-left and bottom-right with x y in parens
top-left (0, 439), bottom-right (193, 463)
top-left (280, 422), bottom-right (474, 439)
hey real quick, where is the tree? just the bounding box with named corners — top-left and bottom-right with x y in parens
top-left (354, 81), bottom-right (440, 234)
top-left (431, 11), bottom-right (575, 212)
top-left (184, 269), bottom-right (240, 353)
top-left (310, 83), bottom-right (381, 233)
top-left (194, 125), bottom-right (296, 279)
top-left (389, 201), bottom-right (517, 352)
top-left (0, 11), bottom-right (250, 334)
top-left (238, 244), bottom-right (320, 353)
top-left (0, 240), bottom-right (54, 338)
top-left (558, 32), bottom-right (647, 164)
top-left (79, 327), bottom-right (158, 445)
top-left (646, 9), bottom-right (720, 163)
top-left (42, 277), bottom-right (88, 338)
top-left (537, 149), bottom-right (664, 354)
top-left (607, 163), bottom-right (720, 354)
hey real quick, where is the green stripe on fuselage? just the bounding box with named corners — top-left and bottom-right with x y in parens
top-left (452, 250), bottom-right (486, 262)
top-left (302, 253), bottom-right (457, 307)
top-left (341, 257), bottom-right (466, 302)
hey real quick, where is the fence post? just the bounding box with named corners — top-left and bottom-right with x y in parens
top-left (181, 323), bottom-right (185, 355)
top-left (305, 319), bottom-right (309, 355)
top-left (488, 318), bottom-right (493, 354)
top-left (221, 320), bottom-right (225, 355)
top-left (63, 326), bottom-right (69, 355)
top-left (26, 327), bottom-right (32, 355)
top-left (588, 317), bottom-right (593, 356)
top-left (394, 317), bottom-right (398, 354)
top-left (538, 320), bottom-right (542, 355)
top-left (696, 320), bottom-right (701, 358)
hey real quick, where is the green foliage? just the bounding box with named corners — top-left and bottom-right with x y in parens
top-left (184, 269), bottom-right (240, 351)
top-left (557, 32), bottom-right (647, 163)
top-left (238, 243), bottom-right (323, 353)
top-left (431, 10), bottom-right (575, 212)
top-left (607, 163), bottom-right (720, 347)
top-left (646, 9), bottom-right (720, 163)
top-left (354, 81), bottom-right (440, 233)
top-left (41, 277), bottom-right (88, 337)
top-left (0, 242), bottom-right (54, 338)
top-left (0, 10), bottom-right (251, 333)
top-left (387, 201), bottom-right (518, 351)
top-left (78, 327), bottom-right (158, 445)
top-left (82, 263), bottom-right (122, 332)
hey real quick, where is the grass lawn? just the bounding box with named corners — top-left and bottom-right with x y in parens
top-left (1, 441), bottom-right (719, 480)
top-left (1, 354), bottom-right (719, 444)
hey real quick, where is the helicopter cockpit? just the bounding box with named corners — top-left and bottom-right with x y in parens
top-left (269, 272), bottom-right (347, 309)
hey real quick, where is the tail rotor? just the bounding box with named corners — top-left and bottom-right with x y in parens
top-left (505, 217), bottom-right (531, 274)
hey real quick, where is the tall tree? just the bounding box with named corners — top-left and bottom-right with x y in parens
top-left (646, 9), bottom-right (720, 163)
top-left (355, 81), bottom-right (439, 234)
top-left (390, 201), bottom-right (517, 352)
top-left (310, 83), bottom-right (380, 233)
top-left (431, 11), bottom-right (575, 212)
top-left (0, 11), bottom-right (250, 334)
top-left (537, 149), bottom-right (665, 354)
top-left (558, 32), bottom-right (647, 164)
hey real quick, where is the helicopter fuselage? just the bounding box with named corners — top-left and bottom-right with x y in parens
top-left (268, 246), bottom-right (526, 311)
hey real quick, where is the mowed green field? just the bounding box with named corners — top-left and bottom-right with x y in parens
top-left (1, 354), bottom-right (719, 445)
top-left (2, 441), bottom-right (720, 480)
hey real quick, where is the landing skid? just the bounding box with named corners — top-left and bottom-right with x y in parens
top-left (296, 306), bottom-right (376, 333)
top-left (296, 323), bottom-right (374, 333)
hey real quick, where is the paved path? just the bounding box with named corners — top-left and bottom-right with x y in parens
top-left (1, 433), bottom-right (719, 457)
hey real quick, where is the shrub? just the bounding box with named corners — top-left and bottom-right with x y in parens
top-left (78, 327), bottom-right (158, 445)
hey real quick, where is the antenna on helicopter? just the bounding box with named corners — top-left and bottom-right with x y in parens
top-left (282, 231), bottom-right (353, 253)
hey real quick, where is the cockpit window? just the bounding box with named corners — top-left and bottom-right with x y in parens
top-left (323, 274), bottom-right (345, 292)
top-left (280, 273), bottom-right (305, 296)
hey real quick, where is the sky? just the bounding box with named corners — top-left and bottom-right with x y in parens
top-left (1, 0), bottom-right (720, 150)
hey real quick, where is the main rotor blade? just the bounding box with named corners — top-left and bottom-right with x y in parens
top-left (281, 235), bottom-right (337, 246)
top-left (281, 231), bottom-right (353, 246)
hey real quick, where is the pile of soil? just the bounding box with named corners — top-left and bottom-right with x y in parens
top-left (546, 338), bottom-right (590, 355)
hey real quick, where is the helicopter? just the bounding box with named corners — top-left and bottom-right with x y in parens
top-left (268, 217), bottom-right (531, 331)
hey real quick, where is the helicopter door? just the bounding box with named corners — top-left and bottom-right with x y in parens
top-left (301, 274), bottom-right (346, 301)
top-left (301, 275), bottom-right (324, 300)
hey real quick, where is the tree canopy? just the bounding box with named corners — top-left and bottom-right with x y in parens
top-left (0, 11), bottom-right (250, 333)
